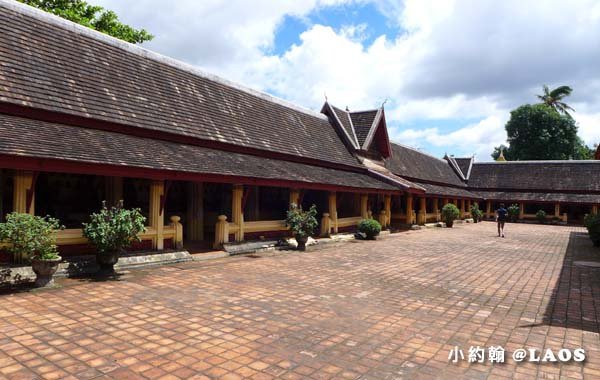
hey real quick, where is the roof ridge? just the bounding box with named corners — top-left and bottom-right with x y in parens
top-left (0, 0), bottom-right (328, 121)
top-left (390, 142), bottom-right (448, 163)
top-left (350, 108), bottom-right (380, 114)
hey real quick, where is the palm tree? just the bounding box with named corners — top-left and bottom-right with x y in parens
top-left (536, 85), bottom-right (575, 116)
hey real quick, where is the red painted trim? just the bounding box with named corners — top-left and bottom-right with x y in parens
top-left (0, 103), bottom-right (365, 174)
top-left (0, 155), bottom-right (400, 195)
top-left (469, 187), bottom-right (600, 195)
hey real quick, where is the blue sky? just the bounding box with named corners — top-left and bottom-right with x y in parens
top-left (95, 0), bottom-right (600, 161)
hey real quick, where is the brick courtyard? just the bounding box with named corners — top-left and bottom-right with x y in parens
top-left (0, 222), bottom-right (599, 380)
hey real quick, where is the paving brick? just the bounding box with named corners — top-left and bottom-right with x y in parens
top-left (0, 222), bottom-right (598, 379)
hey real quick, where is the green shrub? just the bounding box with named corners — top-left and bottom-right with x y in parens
top-left (507, 204), bottom-right (520, 222)
top-left (0, 212), bottom-right (63, 263)
top-left (83, 201), bottom-right (146, 254)
top-left (470, 202), bottom-right (484, 222)
top-left (535, 210), bottom-right (547, 223)
top-left (584, 213), bottom-right (600, 247)
top-left (285, 203), bottom-right (318, 238)
top-left (357, 219), bottom-right (382, 240)
top-left (442, 203), bottom-right (460, 227)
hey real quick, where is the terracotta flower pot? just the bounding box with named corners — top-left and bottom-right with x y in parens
top-left (96, 250), bottom-right (121, 273)
top-left (31, 256), bottom-right (62, 287)
top-left (295, 235), bottom-right (308, 251)
top-left (446, 220), bottom-right (454, 228)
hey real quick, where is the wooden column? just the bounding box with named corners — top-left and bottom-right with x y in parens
top-left (486, 201), bottom-right (492, 218)
top-left (418, 197), bottom-right (426, 225)
top-left (328, 192), bottom-right (338, 234)
top-left (459, 199), bottom-right (465, 219)
top-left (554, 203), bottom-right (561, 218)
top-left (443, 198), bottom-right (449, 206)
top-left (593, 205), bottom-right (599, 214)
top-left (519, 202), bottom-right (524, 220)
top-left (149, 180), bottom-right (164, 250)
top-left (320, 212), bottom-right (331, 237)
top-left (105, 177), bottom-right (123, 207)
top-left (466, 200), bottom-right (472, 216)
top-left (384, 194), bottom-right (392, 227)
top-left (406, 194), bottom-right (414, 224)
top-left (13, 170), bottom-right (35, 215)
top-left (360, 194), bottom-right (369, 219)
top-left (232, 184), bottom-right (244, 242)
top-left (433, 198), bottom-right (440, 222)
top-left (213, 215), bottom-right (229, 249)
top-left (186, 182), bottom-right (204, 241)
top-left (289, 189), bottom-right (300, 207)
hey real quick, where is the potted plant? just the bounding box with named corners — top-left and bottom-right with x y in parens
top-left (470, 202), bottom-right (484, 223)
top-left (0, 212), bottom-right (63, 287)
top-left (357, 219), bottom-right (382, 240)
top-left (83, 201), bottom-right (146, 273)
top-left (285, 203), bottom-right (318, 251)
top-left (507, 204), bottom-right (520, 222)
top-left (536, 210), bottom-right (547, 224)
top-left (584, 213), bottom-right (600, 247)
top-left (441, 203), bottom-right (460, 228)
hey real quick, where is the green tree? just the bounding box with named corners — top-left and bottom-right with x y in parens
top-left (19, 0), bottom-right (153, 43)
top-left (536, 85), bottom-right (574, 116)
top-left (494, 104), bottom-right (589, 161)
top-left (491, 144), bottom-right (510, 161)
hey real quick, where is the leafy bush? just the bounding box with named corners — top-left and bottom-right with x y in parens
top-left (83, 201), bottom-right (146, 254)
top-left (442, 203), bottom-right (460, 227)
top-left (584, 213), bottom-right (600, 247)
top-left (470, 202), bottom-right (484, 222)
top-left (0, 213), bottom-right (63, 263)
top-left (357, 219), bottom-right (382, 240)
top-left (536, 210), bottom-right (547, 223)
top-left (285, 203), bottom-right (318, 238)
top-left (507, 204), bottom-right (520, 222)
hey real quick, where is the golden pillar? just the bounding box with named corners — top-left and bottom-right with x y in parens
top-left (418, 197), bottom-right (426, 225)
top-left (459, 199), bottom-right (465, 219)
top-left (384, 194), bottom-right (392, 227)
top-left (406, 194), bottom-right (414, 224)
top-left (360, 194), bottom-right (369, 219)
top-left (186, 182), bottom-right (204, 241)
top-left (486, 200), bottom-right (492, 218)
top-left (13, 170), bottom-right (35, 215)
top-left (554, 203), bottom-right (561, 218)
top-left (328, 192), bottom-right (338, 233)
top-left (519, 202), bottom-right (524, 220)
top-left (593, 205), bottom-right (598, 214)
top-left (433, 198), bottom-right (440, 222)
top-left (289, 189), bottom-right (300, 207)
top-left (149, 180), bottom-right (165, 250)
top-left (232, 184), bottom-right (244, 242)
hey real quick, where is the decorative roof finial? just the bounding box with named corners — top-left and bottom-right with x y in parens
top-left (496, 148), bottom-right (507, 162)
top-left (324, 92), bottom-right (328, 102)
top-left (381, 98), bottom-right (388, 109)
top-left (345, 106), bottom-right (349, 112)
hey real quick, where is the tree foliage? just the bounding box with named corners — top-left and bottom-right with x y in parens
top-left (536, 85), bottom-right (574, 116)
top-left (82, 201), bottom-right (146, 254)
top-left (20, 0), bottom-right (153, 43)
top-left (0, 213), bottom-right (63, 263)
top-left (492, 104), bottom-right (591, 160)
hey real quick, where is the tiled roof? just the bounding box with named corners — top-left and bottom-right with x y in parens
top-left (469, 162), bottom-right (600, 192)
top-left (0, 2), bottom-right (360, 168)
top-left (330, 105), bottom-right (358, 147)
top-left (475, 191), bottom-right (600, 204)
top-left (350, 110), bottom-right (378, 146)
top-left (0, 114), bottom-right (397, 191)
top-left (413, 182), bottom-right (479, 199)
top-left (385, 144), bottom-right (466, 187)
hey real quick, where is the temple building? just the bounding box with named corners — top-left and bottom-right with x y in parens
top-left (0, 1), bottom-right (598, 261)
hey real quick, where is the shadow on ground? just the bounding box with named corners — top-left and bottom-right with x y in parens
top-left (541, 231), bottom-right (600, 333)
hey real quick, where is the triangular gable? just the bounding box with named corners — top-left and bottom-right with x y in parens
top-left (321, 102), bottom-right (360, 149)
top-left (361, 108), bottom-right (392, 159)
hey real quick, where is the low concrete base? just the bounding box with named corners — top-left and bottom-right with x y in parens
top-left (0, 250), bottom-right (191, 285)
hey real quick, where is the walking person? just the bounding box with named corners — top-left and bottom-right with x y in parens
top-left (496, 203), bottom-right (508, 238)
